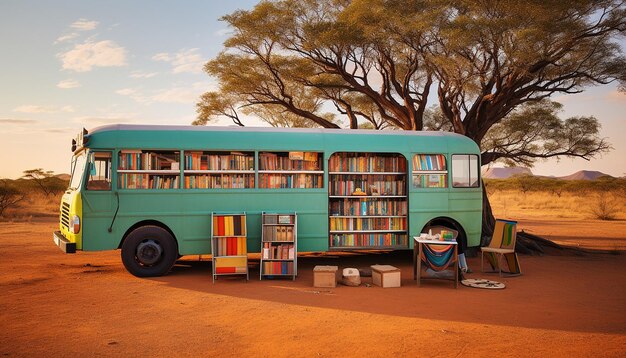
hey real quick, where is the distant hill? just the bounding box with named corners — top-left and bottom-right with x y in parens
top-left (55, 174), bottom-right (70, 181)
top-left (482, 167), bottom-right (533, 179)
top-left (557, 170), bottom-right (613, 181)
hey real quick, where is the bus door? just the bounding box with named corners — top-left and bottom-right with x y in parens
top-left (81, 151), bottom-right (115, 249)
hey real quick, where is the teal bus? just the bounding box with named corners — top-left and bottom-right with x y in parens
top-left (54, 124), bottom-right (482, 277)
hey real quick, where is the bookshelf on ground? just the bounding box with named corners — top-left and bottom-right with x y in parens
top-left (211, 212), bottom-right (248, 282)
top-left (260, 212), bottom-right (297, 280)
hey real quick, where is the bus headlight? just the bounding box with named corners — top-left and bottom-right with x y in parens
top-left (71, 215), bottom-right (81, 234)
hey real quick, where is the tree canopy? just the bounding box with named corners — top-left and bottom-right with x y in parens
top-left (197, 0), bottom-right (624, 166)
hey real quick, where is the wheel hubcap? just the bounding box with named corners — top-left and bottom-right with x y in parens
top-left (136, 240), bottom-right (163, 265)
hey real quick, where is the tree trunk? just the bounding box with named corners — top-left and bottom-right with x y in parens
top-left (481, 181), bottom-right (496, 244)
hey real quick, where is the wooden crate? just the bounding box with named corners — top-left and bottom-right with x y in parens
top-left (371, 265), bottom-right (401, 288)
top-left (313, 265), bottom-right (338, 288)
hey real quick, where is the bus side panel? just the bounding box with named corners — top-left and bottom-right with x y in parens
top-left (408, 189), bottom-right (482, 248)
top-left (448, 190), bottom-right (483, 247)
top-left (83, 192), bottom-right (185, 251)
top-left (408, 191), bottom-right (450, 247)
top-left (177, 191), bottom-right (329, 255)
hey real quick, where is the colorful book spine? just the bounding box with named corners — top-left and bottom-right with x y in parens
top-left (329, 233), bottom-right (408, 248)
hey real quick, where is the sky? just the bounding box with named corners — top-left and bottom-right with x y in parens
top-left (1, 0), bottom-right (625, 179)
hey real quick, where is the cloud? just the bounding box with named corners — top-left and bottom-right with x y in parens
top-left (152, 48), bottom-right (205, 74)
top-left (13, 105), bottom-right (75, 113)
top-left (0, 118), bottom-right (37, 124)
top-left (44, 128), bottom-right (73, 134)
top-left (116, 82), bottom-right (215, 105)
top-left (130, 71), bottom-right (158, 79)
top-left (74, 115), bottom-right (137, 126)
top-left (115, 86), bottom-right (196, 104)
top-left (115, 88), bottom-right (137, 96)
top-left (57, 79), bottom-right (81, 89)
top-left (115, 88), bottom-right (151, 104)
top-left (152, 53), bottom-right (171, 62)
top-left (71, 19), bottom-right (99, 31)
top-left (60, 40), bottom-right (127, 72)
top-left (55, 33), bottom-right (79, 44)
top-left (152, 87), bottom-right (201, 104)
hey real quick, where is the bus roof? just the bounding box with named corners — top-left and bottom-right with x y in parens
top-left (84, 124), bottom-right (479, 154)
top-left (89, 124), bottom-right (460, 137)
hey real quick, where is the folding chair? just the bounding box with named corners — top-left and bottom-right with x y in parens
top-left (481, 219), bottom-right (521, 276)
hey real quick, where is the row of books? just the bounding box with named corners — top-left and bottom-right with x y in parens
top-left (262, 214), bottom-right (295, 225)
top-left (184, 152), bottom-right (254, 171)
top-left (258, 173), bottom-right (323, 189)
top-left (329, 199), bottom-right (407, 216)
top-left (213, 215), bottom-right (246, 236)
top-left (184, 174), bottom-right (255, 189)
top-left (214, 237), bottom-right (247, 256)
top-left (215, 266), bottom-right (247, 274)
top-left (329, 154), bottom-right (406, 173)
top-left (329, 217), bottom-right (407, 231)
top-left (329, 176), bottom-right (406, 196)
top-left (330, 233), bottom-right (408, 247)
top-left (118, 174), bottom-right (179, 189)
top-left (412, 154), bottom-right (446, 171)
top-left (259, 152), bottom-right (322, 171)
top-left (262, 226), bottom-right (295, 242)
top-left (262, 261), bottom-right (294, 275)
top-left (262, 243), bottom-right (295, 260)
top-left (119, 151), bottom-right (179, 171)
top-left (412, 174), bottom-right (448, 188)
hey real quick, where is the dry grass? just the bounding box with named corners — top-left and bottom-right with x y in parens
top-left (489, 189), bottom-right (626, 221)
top-left (1, 191), bottom-right (61, 221)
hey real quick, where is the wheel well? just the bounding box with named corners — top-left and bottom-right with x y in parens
top-left (118, 220), bottom-right (178, 251)
top-left (421, 217), bottom-right (467, 247)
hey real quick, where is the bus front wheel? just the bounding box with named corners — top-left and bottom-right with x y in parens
top-left (121, 226), bottom-right (178, 277)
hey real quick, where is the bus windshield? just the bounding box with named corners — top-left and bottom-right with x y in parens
top-left (69, 152), bottom-right (87, 190)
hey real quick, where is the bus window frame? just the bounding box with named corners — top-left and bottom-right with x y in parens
top-left (451, 153), bottom-right (481, 188)
top-left (86, 150), bottom-right (113, 191)
top-left (69, 150), bottom-right (88, 190)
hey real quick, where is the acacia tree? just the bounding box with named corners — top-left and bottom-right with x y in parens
top-left (198, 0), bottom-right (624, 242)
top-left (21, 169), bottom-right (66, 197)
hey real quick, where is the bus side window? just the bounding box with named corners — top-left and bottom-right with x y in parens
top-left (451, 154), bottom-right (480, 188)
top-left (87, 152), bottom-right (112, 191)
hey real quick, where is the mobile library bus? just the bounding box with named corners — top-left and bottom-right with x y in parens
top-left (54, 125), bottom-right (482, 277)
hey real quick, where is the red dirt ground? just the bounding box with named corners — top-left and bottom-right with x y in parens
top-left (1, 218), bottom-right (625, 357)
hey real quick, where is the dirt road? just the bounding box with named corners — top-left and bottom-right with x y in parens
top-left (1, 219), bottom-right (625, 357)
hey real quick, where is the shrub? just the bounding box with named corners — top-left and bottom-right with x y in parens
top-left (0, 180), bottom-right (24, 217)
top-left (589, 192), bottom-right (620, 220)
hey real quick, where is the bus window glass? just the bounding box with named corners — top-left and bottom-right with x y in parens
top-left (87, 152), bottom-right (112, 191)
top-left (69, 153), bottom-right (87, 190)
top-left (451, 154), bottom-right (480, 188)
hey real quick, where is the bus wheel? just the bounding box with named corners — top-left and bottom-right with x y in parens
top-left (121, 226), bottom-right (178, 277)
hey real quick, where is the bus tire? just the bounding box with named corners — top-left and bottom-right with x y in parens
top-left (121, 226), bottom-right (178, 277)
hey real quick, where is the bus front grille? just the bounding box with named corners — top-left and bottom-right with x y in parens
top-left (61, 202), bottom-right (70, 230)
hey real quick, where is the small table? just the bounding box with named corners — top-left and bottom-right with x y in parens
top-left (414, 238), bottom-right (458, 288)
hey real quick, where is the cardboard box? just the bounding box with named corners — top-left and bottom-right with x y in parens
top-left (313, 265), bottom-right (338, 288)
top-left (371, 265), bottom-right (401, 288)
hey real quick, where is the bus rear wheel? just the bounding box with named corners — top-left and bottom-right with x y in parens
top-left (121, 226), bottom-right (178, 277)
